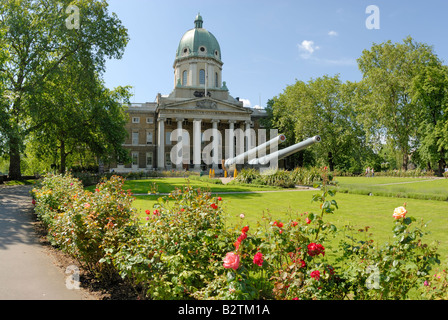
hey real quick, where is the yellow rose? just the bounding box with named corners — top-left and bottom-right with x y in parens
top-left (393, 206), bottom-right (407, 219)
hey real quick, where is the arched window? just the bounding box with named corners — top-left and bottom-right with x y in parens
top-left (182, 70), bottom-right (188, 86)
top-left (199, 69), bottom-right (205, 85)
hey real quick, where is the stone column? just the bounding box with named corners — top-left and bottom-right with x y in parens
top-left (193, 119), bottom-right (202, 171)
top-left (157, 118), bottom-right (165, 170)
top-left (227, 120), bottom-right (235, 160)
top-left (245, 120), bottom-right (252, 152)
top-left (175, 118), bottom-right (184, 170)
top-left (211, 119), bottom-right (220, 170)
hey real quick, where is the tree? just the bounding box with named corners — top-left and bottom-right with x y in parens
top-left (28, 56), bottom-right (131, 173)
top-left (411, 64), bottom-right (448, 175)
top-left (270, 75), bottom-right (366, 171)
top-left (357, 36), bottom-right (440, 170)
top-left (0, 0), bottom-right (129, 179)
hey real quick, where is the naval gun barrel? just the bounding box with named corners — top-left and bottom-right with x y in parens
top-left (224, 134), bottom-right (286, 168)
top-left (248, 135), bottom-right (321, 166)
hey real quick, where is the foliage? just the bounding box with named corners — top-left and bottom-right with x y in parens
top-left (32, 170), bottom-right (441, 300)
top-left (357, 36), bottom-right (442, 171)
top-left (0, 0), bottom-right (129, 179)
top-left (233, 167), bottom-right (323, 188)
top-left (110, 185), bottom-right (234, 299)
top-left (337, 206), bottom-right (440, 299)
top-left (32, 173), bottom-right (139, 279)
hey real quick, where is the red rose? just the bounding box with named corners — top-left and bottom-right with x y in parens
top-left (241, 226), bottom-right (249, 234)
top-left (253, 252), bottom-right (263, 267)
top-left (217, 197), bottom-right (222, 201)
top-left (307, 243), bottom-right (325, 257)
top-left (145, 209), bottom-right (150, 215)
top-left (210, 203), bottom-right (218, 210)
top-left (273, 221), bottom-right (283, 228)
top-left (305, 217), bottom-right (311, 224)
top-left (310, 270), bottom-right (320, 280)
top-left (237, 233), bottom-right (247, 242)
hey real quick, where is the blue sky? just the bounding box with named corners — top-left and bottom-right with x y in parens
top-left (103, 0), bottom-right (448, 109)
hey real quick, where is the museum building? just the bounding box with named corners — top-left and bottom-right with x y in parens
top-left (110, 14), bottom-right (267, 172)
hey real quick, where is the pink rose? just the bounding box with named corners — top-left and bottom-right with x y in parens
top-left (393, 206), bottom-right (407, 219)
top-left (223, 252), bottom-right (240, 270)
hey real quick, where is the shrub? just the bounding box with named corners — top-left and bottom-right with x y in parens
top-left (110, 186), bottom-right (234, 299)
top-left (31, 169), bottom-right (442, 300)
top-left (32, 174), bottom-right (139, 279)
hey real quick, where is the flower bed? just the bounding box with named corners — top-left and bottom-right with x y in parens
top-left (31, 170), bottom-right (443, 300)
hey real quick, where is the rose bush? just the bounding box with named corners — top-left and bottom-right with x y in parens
top-left (32, 168), bottom-right (442, 300)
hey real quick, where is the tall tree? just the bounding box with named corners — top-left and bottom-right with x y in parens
top-left (28, 56), bottom-right (131, 173)
top-left (270, 75), bottom-right (366, 171)
top-left (411, 64), bottom-right (448, 175)
top-left (357, 36), bottom-right (440, 170)
top-left (0, 0), bottom-right (129, 179)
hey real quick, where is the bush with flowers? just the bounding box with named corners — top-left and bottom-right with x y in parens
top-left (31, 174), bottom-right (139, 279)
top-left (31, 169), bottom-right (441, 300)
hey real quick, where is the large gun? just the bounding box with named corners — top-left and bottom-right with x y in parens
top-left (248, 135), bottom-right (321, 166)
top-left (224, 134), bottom-right (287, 168)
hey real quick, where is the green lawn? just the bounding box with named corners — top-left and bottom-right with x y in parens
top-left (92, 177), bottom-right (284, 194)
top-left (333, 176), bottom-right (448, 201)
top-left (131, 177), bottom-right (448, 264)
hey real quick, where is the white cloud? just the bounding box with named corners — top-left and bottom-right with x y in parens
top-left (328, 30), bottom-right (338, 36)
top-left (298, 40), bottom-right (319, 59)
top-left (239, 98), bottom-right (251, 108)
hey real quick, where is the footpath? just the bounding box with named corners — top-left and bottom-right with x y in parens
top-left (0, 185), bottom-right (94, 300)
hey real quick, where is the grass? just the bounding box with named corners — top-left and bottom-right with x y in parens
top-left (333, 176), bottom-right (448, 201)
top-left (1, 179), bottom-right (36, 186)
top-left (130, 177), bottom-right (448, 264)
top-left (86, 177), bottom-right (284, 194)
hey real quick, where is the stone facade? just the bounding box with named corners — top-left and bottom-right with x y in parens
top-left (110, 14), bottom-right (267, 173)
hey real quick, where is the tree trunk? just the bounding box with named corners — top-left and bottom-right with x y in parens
top-left (60, 139), bottom-right (66, 174)
top-left (437, 156), bottom-right (446, 177)
top-left (328, 151), bottom-right (335, 172)
top-left (402, 152), bottom-right (408, 171)
top-left (8, 142), bottom-right (22, 180)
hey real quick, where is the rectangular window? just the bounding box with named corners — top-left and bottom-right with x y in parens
top-left (132, 131), bottom-right (139, 145)
top-left (146, 132), bottom-right (153, 145)
top-left (131, 152), bottom-right (139, 166)
top-left (132, 117), bottom-right (140, 124)
top-left (146, 117), bottom-right (154, 124)
top-left (146, 152), bottom-right (153, 168)
top-left (199, 69), bottom-right (205, 85)
top-left (166, 131), bottom-right (171, 145)
top-left (165, 152), bottom-right (172, 167)
top-left (182, 70), bottom-right (188, 86)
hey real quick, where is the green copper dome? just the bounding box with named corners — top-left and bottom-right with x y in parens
top-left (175, 14), bottom-right (222, 63)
